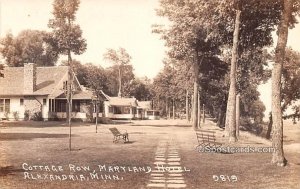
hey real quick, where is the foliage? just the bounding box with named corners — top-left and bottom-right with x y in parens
top-left (103, 47), bottom-right (132, 97)
top-left (0, 30), bottom-right (58, 67)
top-left (48, 0), bottom-right (87, 57)
top-left (153, 0), bottom-right (289, 128)
top-left (24, 110), bottom-right (30, 121)
top-left (4, 111), bottom-right (9, 120)
top-left (0, 63), bottom-right (3, 77)
top-left (281, 48), bottom-right (300, 112)
top-left (13, 111), bottom-right (19, 121)
top-left (84, 64), bottom-right (110, 97)
top-left (126, 77), bottom-right (153, 101)
top-left (32, 111), bottom-right (43, 121)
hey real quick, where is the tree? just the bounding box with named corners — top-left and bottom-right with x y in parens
top-left (127, 77), bottom-right (152, 101)
top-left (48, 0), bottom-right (87, 151)
top-left (0, 64), bottom-right (3, 77)
top-left (103, 48), bottom-right (132, 97)
top-left (61, 59), bottom-right (89, 86)
top-left (224, 5), bottom-right (241, 142)
top-left (271, 0), bottom-right (292, 167)
top-left (281, 48), bottom-right (300, 112)
top-left (0, 30), bottom-right (58, 67)
top-left (155, 0), bottom-right (226, 129)
top-left (84, 64), bottom-right (109, 133)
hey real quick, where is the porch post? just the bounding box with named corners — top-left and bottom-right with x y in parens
top-left (53, 99), bottom-right (56, 112)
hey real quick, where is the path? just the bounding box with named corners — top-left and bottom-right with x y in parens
top-left (147, 137), bottom-right (188, 188)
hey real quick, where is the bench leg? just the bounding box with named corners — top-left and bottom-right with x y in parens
top-left (123, 134), bottom-right (129, 143)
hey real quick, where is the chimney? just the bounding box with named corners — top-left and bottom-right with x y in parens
top-left (24, 63), bottom-right (37, 94)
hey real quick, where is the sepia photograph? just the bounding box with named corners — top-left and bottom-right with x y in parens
top-left (0, 0), bottom-right (299, 188)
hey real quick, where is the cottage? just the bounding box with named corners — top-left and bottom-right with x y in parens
top-left (103, 96), bottom-right (138, 119)
top-left (138, 101), bottom-right (160, 120)
top-left (0, 63), bottom-right (94, 121)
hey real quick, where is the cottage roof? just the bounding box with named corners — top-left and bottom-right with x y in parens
top-left (138, 101), bottom-right (152, 110)
top-left (0, 66), bottom-right (92, 99)
top-left (55, 89), bottom-right (94, 100)
top-left (108, 97), bottom-right (138, 107)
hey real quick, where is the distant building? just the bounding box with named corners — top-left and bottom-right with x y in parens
top-left (137, 101), bottom-right (159, 120)
top-left (103, 96), bottom-right (138, 119)
top-left (0, 63), bottom-right (94, 121)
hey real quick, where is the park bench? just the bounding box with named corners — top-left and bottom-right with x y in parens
top-left (109, 127), bottom-right (129, 143)
top-left (195, 129), bottom-right (223, 150)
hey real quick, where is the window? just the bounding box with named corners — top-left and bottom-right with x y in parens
top-left (56, 100), bottom-right (67, 112)
top-left (5, 99), bottom-right (10, 113)
top-left (0, 99), bottom-right (4, 112)
top-left (63, 81), bottom-right (68, 91)
top-left (0, 99), bottom-right (10, 113)
top-left (114, 107), bottom-right (122, 114)
top-left (43, 99), bottom-right (47, 106)
top-left (72, 101), bottom-right (80, 112)
top-left (49, 99), bottom-right (52, 112)
top-left (123, 107), bottom-right (131, 114)
top-left (20, 99), bottom-right (24, 106)
top-left (113, 106), bottom-right (131, 114)
top-left (109, 107), bottom-right (114, 113)
top-left (147, 111), bottom-right (154, 116)
top-left (132, 107), bottom-right (136, 114)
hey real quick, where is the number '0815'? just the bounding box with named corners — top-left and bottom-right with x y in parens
top-left (212, 175), bottom-right (238, 182)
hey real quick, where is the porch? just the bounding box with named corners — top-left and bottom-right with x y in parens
top-left (48, 99), bottom-right (98, 121)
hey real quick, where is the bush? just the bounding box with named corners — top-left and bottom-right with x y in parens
top-left (4, 111), bottom-right (9, 120)
top-left (93, 117), bottom-right (113, 124)
top-left (32, 111), bottom-right (43, 121)
top-left (24, 110), bottom-right (30, 121)
top-left (13, 111), bottom-right (19, 121)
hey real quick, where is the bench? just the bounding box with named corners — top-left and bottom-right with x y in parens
top-left (109, 127), bottom-right (129, 143)
top-left (195, 129), bottom-right (222, 150)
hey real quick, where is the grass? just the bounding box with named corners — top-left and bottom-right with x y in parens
top-left (0, 119), bottom-right (299, 189)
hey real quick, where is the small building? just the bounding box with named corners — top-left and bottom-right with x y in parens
top-left (103, 96), bottom-right (138, 119)
top-left (137, 101), bottom-right (160, 120)
top-left (0, 63), bottom-right (94, 121)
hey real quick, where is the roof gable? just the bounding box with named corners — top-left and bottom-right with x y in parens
top-left (0, 66), bottom-right (69, 96)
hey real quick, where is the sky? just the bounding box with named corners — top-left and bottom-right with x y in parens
top-left (1, 0), bottom-right (300, 118)
top-left (0, 0), bottom-right (168, 79)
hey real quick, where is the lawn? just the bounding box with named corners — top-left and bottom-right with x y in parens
top-left (0, 119), bottom-right (299, 189)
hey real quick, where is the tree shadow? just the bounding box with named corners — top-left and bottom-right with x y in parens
top-left (124, 141), bottom-right (136, 144)
top-left (130, 124), bottom-right (191, 128)
top-left (0, 133), bottom-right (76, 141)
top-left (0, 166), bottom-right (23, 177)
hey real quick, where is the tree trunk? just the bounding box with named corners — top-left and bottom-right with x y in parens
top-left (186, 90), bottom-right (189, 122)
top-left (202, 103), bottom-right (205, 124)
top-left (191, 95), bottom-right (194, 123)
top-left (192, 62), bottom-right (199, 130)
top-left (236, 94), bottom-right (240, 137)
top-left (266, 112), bottom-right (272, 139)
top-left (165, 99), bottom-right (168, 118)
top-left (96, 101), bottom-right (99, 133)
top-left (225, 9), bottom-right (241, 143)
top-left (118, 65), bottom-right (122, 97)
top-left (67, 50), bottom-right (73, 151)
top-left (271, 0), bottom-right (291, 167)
top-left (172, 99), bottom-right (175, 119)
top-left (197, 90), bottom-right (201, 128)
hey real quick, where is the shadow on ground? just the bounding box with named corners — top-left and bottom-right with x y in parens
top-left (0, 121), bottom-right (92, 128)
top-left (0, 133), bottom-right (77, 141)
top-left (0, 166), bottom-right (23, 177)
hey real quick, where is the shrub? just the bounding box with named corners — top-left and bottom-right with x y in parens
top-left (4, 111), bottom-right (9, 120)
top-left (24, 110), bottom-right (30, 121)
top-left (13, 111), bottom-right (19, 121)
top-left (32, 111), bottom-right (43, 121)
